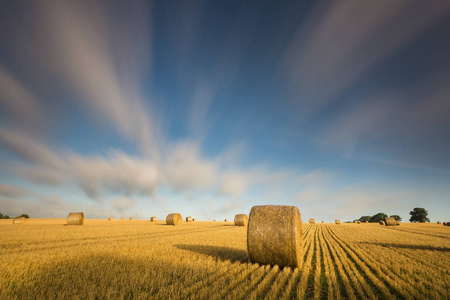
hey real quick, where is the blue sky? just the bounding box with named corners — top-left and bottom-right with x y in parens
top-left (0, 0), bottom-right (449, 222)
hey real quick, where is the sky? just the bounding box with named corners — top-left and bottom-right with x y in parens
top-left (0, 0), bottom-right (449, 222)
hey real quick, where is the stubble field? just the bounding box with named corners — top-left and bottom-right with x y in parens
top-left (0, 219), bottom-right (448, 299)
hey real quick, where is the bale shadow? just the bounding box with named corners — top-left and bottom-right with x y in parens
top-left (359, 242), bottom-right (450, 252)
top-left (175, 244), bottom-right (249, 263)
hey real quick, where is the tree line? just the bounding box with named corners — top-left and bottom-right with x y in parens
top-left (353, 207), bottom-right (430, 223)
top-left (0, 212), bottom-right (30, 219)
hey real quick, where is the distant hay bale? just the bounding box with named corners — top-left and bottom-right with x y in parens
top-left (108, 217), bottom-right (113, 221)
top-left (234, 214), bottom-right (248, 226)
top-left (186, 216), bottom-right (192, 222)
top-left (379, 221), bottom-right (385, 225)
top-left (224, 219), bottom-right (228, 222)
top-left (321, 220), bottom-right (324, 223)
top-left (385, 217), bottom-right (398, 226)
top-left (166, 213), bottom-right (182, 225)
top-left (437, 221), bottom-right (442, 224)
top-left (129, 217), bottom-right (134, 220)
top-left (213, 220), bottom-right (216, 222)
top-left (120, 217), bottom-right (124, 220)
top-left (445, 222), bottom-right (450, 227)
top-left (150, 217), bottom-right (157, 222)
top-left (67, 212), bottom-right (84, 225)
top-left (357, 221), bottom-right (361, 224)
top-left (309, 219), bottom-right (315, 224)
top-left (192, 218), bottom-right (196, 221)
top-left (13, 217), bottom-right (26, 224)
top-left (335, 220), bottom-right (340, 225)
top-left (247, 205), bottom-right (302, 269)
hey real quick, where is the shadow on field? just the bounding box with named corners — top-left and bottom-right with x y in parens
top-left (360, 242), bottom-right (450, 252)
top-left (175, 244), bottom-right (249, 263)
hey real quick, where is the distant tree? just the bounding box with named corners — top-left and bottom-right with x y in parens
top-left (390, 215), bottom-right (402, 221)
top-left (0, 212), bottom-right (11, 219)
top-left (17, 214), bottom-right (30, 218)
top-left (409, 208), bottom-right (429, 223)
top-left (359, 216), bottom-right (371, 222)
top-left (369, 213), bottom-right (388, 223)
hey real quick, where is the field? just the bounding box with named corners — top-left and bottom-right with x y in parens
top-left (0, 219), bottom-right (448, 299)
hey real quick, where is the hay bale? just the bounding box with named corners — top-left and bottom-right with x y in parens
top-left (67, 212), bottom-right (84, 225)
top-left (120, 217), bottom-right (124, 220)
top-left (186, 216), bottom-right (192, 222)
top-left (335, 220), bottom-right (340, 225)
top-left (384, 217), bottom-right (398, 226)
top-left (13, 217), bottom-right (26, 224)
top-left (437, 221), bottom-right (442, 224)
top-left (213, 219), bottom-right (216, 222)
top-left (150, 217), bottom-right (157, 222)
top-left (366, 221), bottom-right (368, 223)
top-left (129, 217), bottom-right (134, 220)
top-left (379, 221), bottom-right (385, 225)
top-left (108, 217), bottom-right (113, 221)
top-left (309, 218), bottom-right (315, 224)
top-left (321, 220), bottom-right (324, 223)
top-left (445, 222), bottom-right (450, 227)
top-left (247, 205), bottom-right (302, 269)
top-left (224, 219), bottom-right (228, 222)
top-left (357, 221), bottom-right (361, 224)
top-left (166, 213), bottom-right (182, 225)
top-left (192, 218), bottom-right (196, 221)
top-left (234, 214), bottom-right (248, 226)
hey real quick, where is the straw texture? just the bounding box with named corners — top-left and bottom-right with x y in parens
top-left (247, 205), bottom-right (302, 269)
top-left (166, 213), bottom-right (182, 225)
top-left (234, 214), bottom-right (248, 226)
top-left (67, 212), bottom-right (84, 225)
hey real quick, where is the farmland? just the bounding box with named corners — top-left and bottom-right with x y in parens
top-left (0, 219), bottom-right (448, 299)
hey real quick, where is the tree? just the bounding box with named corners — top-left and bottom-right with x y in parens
top-left (17, 214), bottom-right (30, 218)
top-left (369, 213), bottom-right (387, 223)
top-left (390, 215), bottom-right (402, 221)
top-left (359, 216), bottom-right (371, 222)
top-left (409, 208), bottom-right (429, 223)
top-left (0, 212), bottom-right (11, 219)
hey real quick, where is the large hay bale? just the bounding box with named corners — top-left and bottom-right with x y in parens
top-left (335, 220), bottom-right (340, 225)
top-left (385, 217), bottom-right (398, 226)
top-left (108, 217), bottom-right (113, 221)
top-left (150, 217), bottom-right (157, 222)
top-left (379, 221), bottom-right (385, 225)
top-left (234, 214), bottom-right (248, 226)
top-left (309, 218), bottom-right (315, 224)
top-left (224, 219), bottom-right (228, 222)
top-left (13, 217), bottom-right (26, 224)
top-left (67, 212), bottom-right (84, 225)
top-left (186, 216), bottom-right (192, 222)
top-left (129, 217), bottom-right (134, 220)
top-left (166, 213), bottom-right (182, 225)
top-left (247, 205), bottom-right (302, 269)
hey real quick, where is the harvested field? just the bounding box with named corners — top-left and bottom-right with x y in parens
top-left (0, 219), bottom-right (448, 299)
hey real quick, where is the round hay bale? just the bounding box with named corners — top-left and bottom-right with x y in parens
top-left (335, 220), bottom-right (340, 225)
top-left (13, 217), bottom-right (26, 224)
top-left (437, 221), bottom-right (442, 224)
top-left (384, 217), bottom-right (397, 226)
top-left (379, 221), bottom-right (385, 225)
top-left (321, 220), bottom-right (324, 223)
top-left (213, 219), bottom-right (216, 222)
top-left (67, 212), bottom-right (84, 225)
top-left (120, 217), bottom-right (124, 220)
top-left (192, 218), bottom-right (196, 221)
top-left (309, 218), bottom-right (315, 224)
top-left (234, 214), bottom-right (248, 226)
top-left (224, 219), bottom-right (228, 222)
top-left (150, 216), bottom-right (157, 222)
top-left (357, 221), bottom-right (361, 224)
top-left (108, 217), bottom-right (113, 221)
top-left (186, 216), bottom-right (192, 222)
top-left (445, 222), bottom-right (450, 227)
top-left (129, 217), bottom-right (134, 220)
top-left (166, 213), bottom-right (182, 225)
top-left (247, 205), bottom-right (302, 269)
